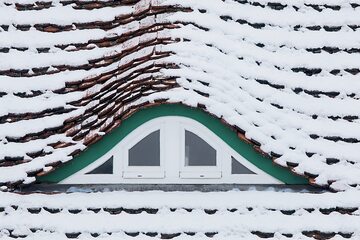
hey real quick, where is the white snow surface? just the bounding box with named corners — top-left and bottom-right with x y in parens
top-left (0, 0), bottom-right (360, 191)
top-left (0, 190), bottom-right (359, 239)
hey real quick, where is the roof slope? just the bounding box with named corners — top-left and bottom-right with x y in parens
top-left (0, 0), bottom-right (360, 190)
top-left (0, 190), bottom-right (360, 239)
top-left (0, 0), bottom-right (179, 188)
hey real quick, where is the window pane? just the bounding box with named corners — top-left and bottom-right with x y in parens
top-left (129, 130), bottom-right (160, 166)
top-left (185, 130), bottom-right (216, 166)
top-left (231, 157), bottom-right (256, 174)
top-left (86, 156), bottom-right (113, 174)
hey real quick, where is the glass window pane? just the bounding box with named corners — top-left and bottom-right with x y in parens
top-left (185, 130), bottom-right (216, 166)
top-left (129, 130), bottom-right (160, 166)
top-left (231, 157), bottom-right (256, 174)
top-left (86, 156), bottom-right (113, 174)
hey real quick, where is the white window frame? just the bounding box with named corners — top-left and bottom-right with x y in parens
top-left (121, 122), bottom-right (165, 179)
top-left (60, 116), bottom-right (282, 184)
top-left (179, 121), bottom-right (222, 179)
top-left (60, 152), bottom-right (119, 184)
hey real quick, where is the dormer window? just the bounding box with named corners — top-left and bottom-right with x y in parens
top-left (62, 116), bottom-right (281, 184)
top-left (128, 130), bottom-right (160, 167)
top-left (85, 156), bottom-right (113, 175)
top-left (180, 129), bottom-right (221, 179)
top-left (231, 156), bottom-right (255, 175)
top-left (123, 129), bottom-right (164, 179)
top-left (184, 130), bottom-right (216, 167)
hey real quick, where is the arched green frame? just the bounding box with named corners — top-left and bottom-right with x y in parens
top-left (38, 104), bottom-right (307, 184)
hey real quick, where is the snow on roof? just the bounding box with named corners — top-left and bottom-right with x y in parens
top-left (0, 0), bottom-right (360, 191)
top-left (0, 190), bottom-right (359, 239)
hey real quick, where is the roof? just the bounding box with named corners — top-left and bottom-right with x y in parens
top-left (0, 189), bottom-right (359, 239)
top-left (1, 0), bottom-right (360, 191)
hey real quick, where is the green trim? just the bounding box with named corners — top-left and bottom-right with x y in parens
top-left (38, 104), bottom-right (307, 184)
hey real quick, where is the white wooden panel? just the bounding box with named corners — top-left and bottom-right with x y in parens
top-left (123, 171), bottom-right (165, 179)
top-left (180, 171), bottom-right (222, 179)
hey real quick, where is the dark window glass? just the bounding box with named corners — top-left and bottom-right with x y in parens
top-left (231, 157), bottom-right (256, 174)
top-left (129, 130), bottom-right (160, 166)
top-left (86, 156), bottom-right (113, 174)
top-left (185, 130), bottom-right (216, 166)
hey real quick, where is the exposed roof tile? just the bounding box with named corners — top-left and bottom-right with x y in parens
top-left (0, 0), bottom-right (359, 191)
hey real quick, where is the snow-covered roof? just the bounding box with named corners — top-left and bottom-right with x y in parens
top-left (1, 0), bottom-right (360, 191)
top-left (0, 190), bottom-right (360, 239)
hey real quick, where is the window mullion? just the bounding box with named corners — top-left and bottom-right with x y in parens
top-left (163, 119), bottom-right (181, 180)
